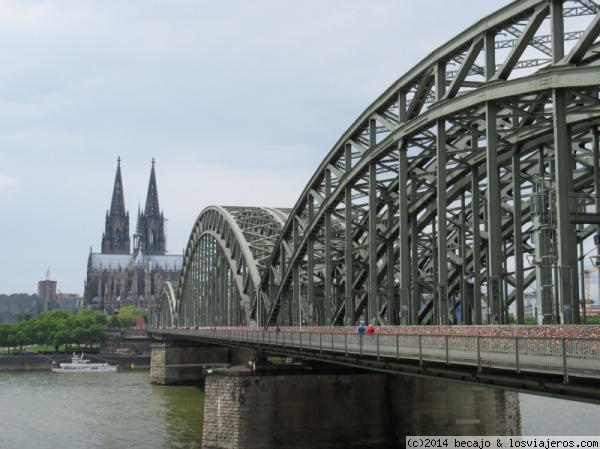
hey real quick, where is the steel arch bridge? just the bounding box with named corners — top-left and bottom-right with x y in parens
top-left (158, 0), bottom-right (600, 330)
top-left (171, 206), bottom-right (291, 328)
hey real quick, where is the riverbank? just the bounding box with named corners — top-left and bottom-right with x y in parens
top-left (0, 353), bottom-right (151, 371)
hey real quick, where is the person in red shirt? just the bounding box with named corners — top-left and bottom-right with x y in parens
top-left (366, 324), bottom-right (375, 334)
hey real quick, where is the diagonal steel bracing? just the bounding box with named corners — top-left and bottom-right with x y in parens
top-left (158, 0), bottom-right (600, 329)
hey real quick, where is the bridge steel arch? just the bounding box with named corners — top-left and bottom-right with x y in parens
top-left (157, 281), bottom-right (178, 328)
top-left (159, 0), bottom-right (600, 329)
top-left (254, 0), bottom-right (600, 328)
top-left (166, 206), bottom-right (290, 327)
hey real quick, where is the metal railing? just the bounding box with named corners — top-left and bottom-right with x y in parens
top-left (153, 328), bottom-right (600, 382)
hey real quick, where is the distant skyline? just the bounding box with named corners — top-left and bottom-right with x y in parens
top-left (0, 0), bottom-right (509, 295)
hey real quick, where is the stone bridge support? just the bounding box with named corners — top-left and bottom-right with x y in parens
top-left (149, 343), bottom-right (230, 385)
top-left (202, 370), bottom-right (521, 449)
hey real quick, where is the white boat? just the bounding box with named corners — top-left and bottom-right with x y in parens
top-left (52, 353), bottom-right (118, 373)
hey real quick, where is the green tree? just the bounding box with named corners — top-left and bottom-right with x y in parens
top-left (32, 309), bottom-right (93, 351)
top-left (12, 320), bottom-right (33, 351)
top-left (49, 327), bottom-right (70, 352)
top-left (69, 310), bottom-right (107, 349)
top-left (107, 315), bottom-right (124, 328)
top-left (0, 323), bottom-right (14, 352)
top-left (32, 316), bottom-right (52, 348)
top-left (116, 305), bottom-right (147, 327)
top-left (40, 310), bottom-right (74, 351)
top-left (77, 309), bottom-right (108, 326)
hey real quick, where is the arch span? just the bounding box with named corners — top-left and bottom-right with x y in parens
top-left (161, 0), bottom-right (600, 328)
top-left (165, 206), bottom-right (289, 327)
top-left (259, 0), bottom-right (600, 328)
top-left (157, 281), bottom-right (178, 328)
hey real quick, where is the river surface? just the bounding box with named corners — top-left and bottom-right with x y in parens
top-left (0, 371), bottom-right (204, 449)
top-left (0, 371), bottom-right (598, 448)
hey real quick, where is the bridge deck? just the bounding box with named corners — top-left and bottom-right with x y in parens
top-left (152, 326), bottom-right (600, 404)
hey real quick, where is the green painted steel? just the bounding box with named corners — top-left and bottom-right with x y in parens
top-left (157, 0), bottom-right (600, 329)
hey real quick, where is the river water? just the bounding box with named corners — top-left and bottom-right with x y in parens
top-left (0, 371), bottom-right (204, 449)
top-left (0, 371), bottom-right (597, 448)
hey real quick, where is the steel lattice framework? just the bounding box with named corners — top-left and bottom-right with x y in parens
top-left (158, 0), bottom-right (600, 329)
top-left (166, 206), bottom-right (290, 327)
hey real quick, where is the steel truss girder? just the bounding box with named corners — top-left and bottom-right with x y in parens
top-left (174, 206), bottom-right (289, 327)
top-left (157, 281), bottom-right (178, 328)
top-left (161, 0), bottom-right (600, 329)
top-left (259, 0), bottom-right (600, 327)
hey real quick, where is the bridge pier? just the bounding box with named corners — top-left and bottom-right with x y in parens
top-left (149, 343), bottom-right (229, 385)
top-left (202, 368), bottom-right (521, 449)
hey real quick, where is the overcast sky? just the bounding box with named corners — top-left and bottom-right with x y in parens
top-left (0, 0), bottom-right (509, 295)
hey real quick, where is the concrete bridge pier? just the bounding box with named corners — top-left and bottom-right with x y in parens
top-left (149, 343), bottom-right (230, 385)
top-left (202, 369), bottom-right (521, 449)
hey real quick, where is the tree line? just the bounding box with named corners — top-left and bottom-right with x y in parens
top-left (0, 306), bottom-right (148, 352)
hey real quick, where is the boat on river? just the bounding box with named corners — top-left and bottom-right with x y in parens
top-left (51, 353), bottom-right (118, 373)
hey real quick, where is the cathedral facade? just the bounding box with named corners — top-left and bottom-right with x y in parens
top-left (84, 158), bottom-right (183, 314)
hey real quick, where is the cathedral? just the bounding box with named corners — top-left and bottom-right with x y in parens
top-left (84, 158), bottom-right (183, 314)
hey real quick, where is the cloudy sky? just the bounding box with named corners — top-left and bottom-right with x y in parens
top-left (0, 0), bottom-right (509, 295)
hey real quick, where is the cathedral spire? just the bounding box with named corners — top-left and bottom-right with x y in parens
top-left (101, 157), bottom-right (131, 255)
top-left (109, 156), bottom-right (127, 218)
top-left (144, 158), bottom-right (160, 217)
top-left (135, 158), bottom-right (166, 255)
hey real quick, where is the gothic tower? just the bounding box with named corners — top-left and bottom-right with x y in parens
top-left (135, 158), bottom-right (167, 256)
top-left (101, 157), bottom-right (131, 254)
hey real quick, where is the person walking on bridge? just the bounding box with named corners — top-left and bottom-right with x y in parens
top-left (366, 324), bottom-right (376, 347)
top-left (357, 323), bottom-right (366, 350)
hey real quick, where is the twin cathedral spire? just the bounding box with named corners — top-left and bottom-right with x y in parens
top-left (101, 157), bottom-right (167, 256)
